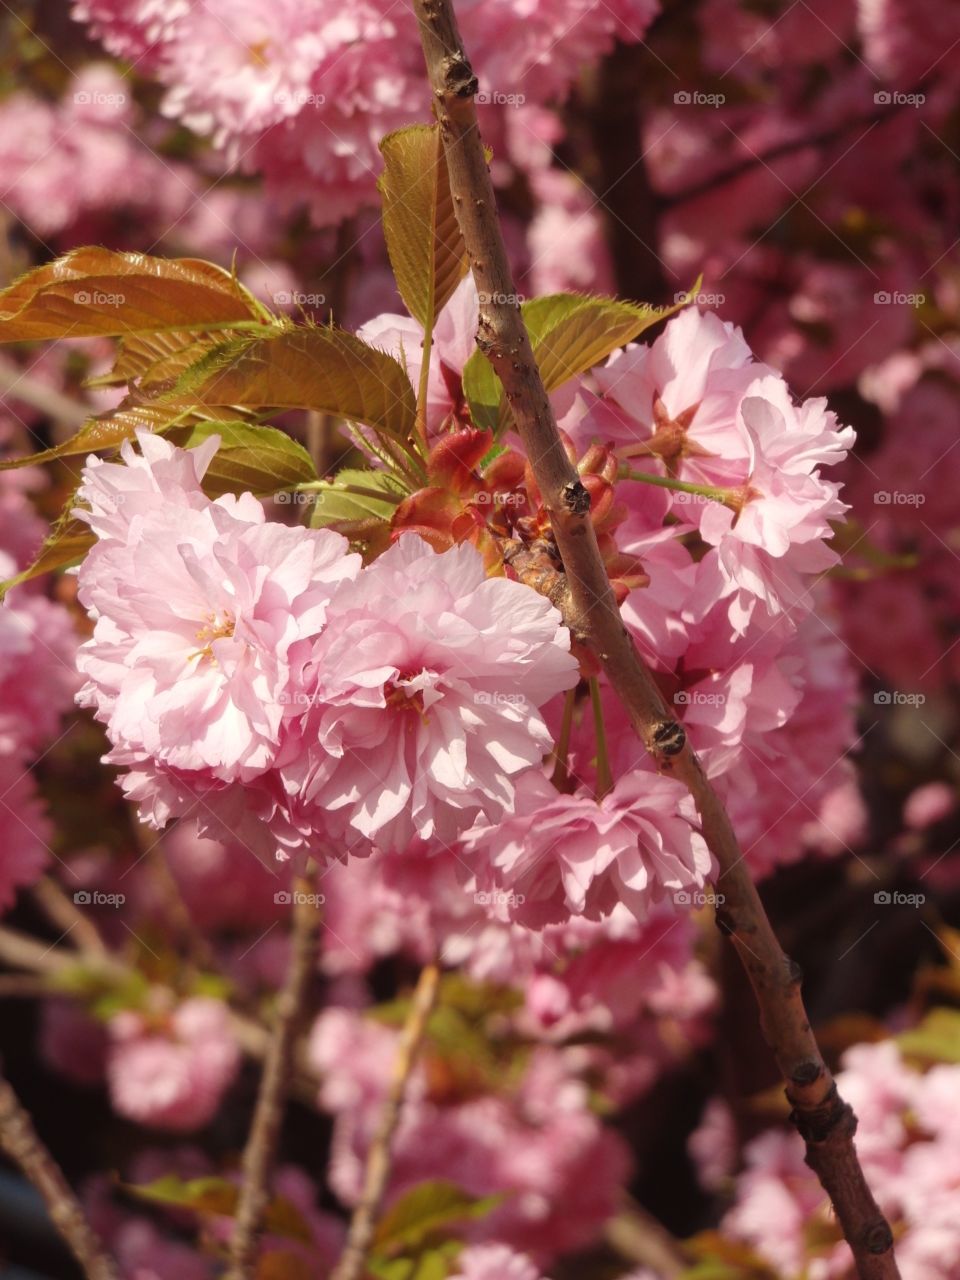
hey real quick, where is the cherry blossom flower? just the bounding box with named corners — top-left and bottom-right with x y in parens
top-left (290, 533), bottom-right (578, 852)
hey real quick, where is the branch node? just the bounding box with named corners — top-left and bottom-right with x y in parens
top-left (651, 719), bottom-right (686, 757)
top-left (562, 479), bottom-right (591, 514)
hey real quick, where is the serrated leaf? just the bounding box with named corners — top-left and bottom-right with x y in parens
top-left (94, 328), bottom-right (260, 391)
top-left (125, 1176), bottom-right (311, 1242)
top-left (0, 247), bottom-right (265, 343)
top-left (373, 1181), bottom-right (501, 1256)
top-left (463, 289), bottom-right (695, 437)
top-left (161, 422), bottom-right (318, 497)
top-left (379, 125), bottom-right (468, 331)
top-left (0, 507), bottom-right (93, 599)
top-left (307, 467), bottom-right (406, 529)
top-left (0, 416), bottom-right (156, 471)
top-left (160, 326), bottom-right (417, 441)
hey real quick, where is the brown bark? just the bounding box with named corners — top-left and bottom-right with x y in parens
top-left (411, 3), bottom-right (899, 1275)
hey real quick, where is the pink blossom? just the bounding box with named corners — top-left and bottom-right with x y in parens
top-left (291, 534), bottom-right (578, 853)
top-left (357, 275), bottom-right (479, 438)
top-left (450, 1244), bottom-right (549, 1280)
top-left (0, 761), bottom-right (52, 912)
top-left (107, 996), bottom-right (240, 1131)
top-left (904, 782), bottom-right (955, 831)
top-left (462, 767), bottom-right (713, 926)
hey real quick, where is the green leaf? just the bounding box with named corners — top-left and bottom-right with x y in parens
top-left (160, 325), bottom-right (417, 442)
top-left (0, 415), bottom-right (158, 471)
top-left (307, 467), bottom-right (407, 529)
top-left (373, 1181), bottom-right (500, 1256)
top-left (0, 247), bottom-right (265, 343)
top-left (161, 422), bottom-right (318, 497)
top-left (125, 1176), bottom-right (311, 1242)
top-left (898, 1007), bottom-right (960, 1064)
top-left (379, 125), bottom-right (468, 331)
top-left (461, 347), bottom-right (503, 436)
top-left (368, 1250), bottom-right (458, 1280)
top-left (463, 289), bottom-right (696, 436)
top-left (0, 506), bottom-right (93, 600)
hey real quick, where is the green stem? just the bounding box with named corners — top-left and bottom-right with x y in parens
top-left (589, 678), bottom-right (613, 801)
top-left (550, 686), bottom-right (578, 791)
top-left (618, 466), bottom-right (735, 508)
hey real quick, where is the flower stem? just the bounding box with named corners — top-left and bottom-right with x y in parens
top-left (618, 465), bottom-right (734, 507)
top-left (590, 677), bottom-right (613, 800)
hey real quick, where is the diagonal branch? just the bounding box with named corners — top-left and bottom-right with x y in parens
top-left (224, 874), bottom-right (320, 1279)
top-left (0, 1069), bottom-right (119, 1280)
top-left (411, 3), bottom-right (900, 1277)
top-left (330, 961), bottom-right (441, 1280)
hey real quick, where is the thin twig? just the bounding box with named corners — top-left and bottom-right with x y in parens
top-left (0, 923), bottom-right (319, 1103)
top-left (0, 1068), bottom-right (119, 1280)
top-left (330, 962), bottom-right (441, 1280)
top-left (411, 5), bottom-right (899, 1277)
top-left (606, 1198), bottom-right (688, 1278)
top-left (31, 877), bottom-right (109, 957)
top-left (224, 874), bottom-right (320, 1279)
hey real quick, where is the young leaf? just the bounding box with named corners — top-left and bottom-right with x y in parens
top-left (462, 290), bottom-right (695, 435)
top-left (161, 326), bottom-right (417, 442)
top-left (526, 293), bottom-right (684, 391)
top-left (0, 416), bottom-right (155, 472)
top-left (91, 328), bottom-right (260, 391)
top-left (372, 1180), bottom-right (502, 1255)
top-left (161, 422), bottom-right (318, 497)
top-left (0, 247), bottom-right (265, 343)
top-left (307, 468), bottom-right (407, 529)
top-left (378, 124), bottom-right (468, 330)
top-left (124, 1176), bottom-right (311, 1242)
top-left (0, 507), bottom-right (93, 600)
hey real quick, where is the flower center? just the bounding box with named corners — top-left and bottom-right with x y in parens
top-left (384, 670), bottom-right (431, 723)
top-left (192, 610), bottom-right (236, 662)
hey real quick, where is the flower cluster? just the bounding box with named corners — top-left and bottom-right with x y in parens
top-left (75, 431), bottom-right (578, 860)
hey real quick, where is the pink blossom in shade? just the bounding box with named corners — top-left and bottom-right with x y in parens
top-left (0, 762), bottom-right (52, 913)
top-left (0, 596), bottom-right (77, 759)
top-left (152, 823), bottom-right (286, 932)
top-left (688, 1097), bottom-right (737, 1194)
top-left (106, 996), bottom-right (240, 1131)
top-left (291, 534), bottom-right (578, 853)
top-left (903, 782), bottom-right (956, 831)
top-left (450, 1244), bottom-right (549, 1280)
top-left (462, 767), bottom-right (713, 927)
top-left (356, 275), bottom-right (480, 438)
top-left (74, 432), bottom-right (359, 785)
top-left (723, 1128), bottom-right (827, 1279)
top-left (313, 1010), bottom-right (631, 1261)
top-left (525, 169), bottom-right (615, 297)
top-left (38, 999), bottom-right (109, 1087)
